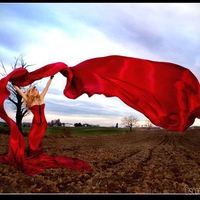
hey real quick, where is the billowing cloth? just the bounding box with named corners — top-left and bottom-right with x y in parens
top-left (0, 55), bottom-right (200, 174)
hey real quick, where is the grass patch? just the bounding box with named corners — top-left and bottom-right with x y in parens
top-left (44, 126), bottom-right (127, 137)
top-left (70, 126), bottom-right (127, 137)
top-left (0, 121), bottom-right (129, 137)
top-left (0, 122), bottom-right (10, 134)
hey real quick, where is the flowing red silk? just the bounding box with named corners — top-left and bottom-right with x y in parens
top-left (0, 55), bottom-right (200, 175)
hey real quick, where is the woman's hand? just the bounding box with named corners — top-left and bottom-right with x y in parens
top-left (13, 85), bottom-right (18, 90)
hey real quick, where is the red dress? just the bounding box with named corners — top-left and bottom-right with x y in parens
top-left (27, 104), bottom-right (47, 158)
top-left (23, 103), bottom-right (93, 175)
top-left (0, 103), bottom-right (93, 175)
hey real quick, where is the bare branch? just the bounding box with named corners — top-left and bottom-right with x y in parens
top-left (1, 54), bottom-right (34, 133)
top-left (0, 61), bottom-right (8, 77)
top-left (121, 115), bottom-right (139, 131)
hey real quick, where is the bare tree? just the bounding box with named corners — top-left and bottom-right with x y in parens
top-left (145, 119), bottom-right (153, 130)
top-left (121, 115), bottom-right (138, 132)
top-left (0, 55), bottom-right (34, 135)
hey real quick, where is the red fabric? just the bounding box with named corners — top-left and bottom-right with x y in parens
top-left (0, 55), bottom-right (200, 174)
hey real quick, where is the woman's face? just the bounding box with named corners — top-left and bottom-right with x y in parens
top-left (33, 86), bottom-right (39, 96)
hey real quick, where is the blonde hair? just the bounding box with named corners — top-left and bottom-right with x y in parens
top-left (25, 86), bottom-right (40, 109)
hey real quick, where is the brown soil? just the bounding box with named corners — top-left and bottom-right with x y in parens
top-left (0, 129), bottom-right (200, 194)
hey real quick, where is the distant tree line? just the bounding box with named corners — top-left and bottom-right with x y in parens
top-left (22, 120), bottom-right (100, 128)
top-left (48, 119), bottom-right (64, 127)
top-left (22, 119), bottom-right (65, 127)
top-left (74, 123), bottom-right (99, 127)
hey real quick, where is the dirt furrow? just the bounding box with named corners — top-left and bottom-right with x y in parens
top-left (0, 129), bottom-right (200, 193)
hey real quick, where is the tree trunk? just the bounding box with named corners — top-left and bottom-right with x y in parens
top-left (16, 105), bottom-right (26, 136)
top-left (16, 116), bottom-right (22, 132)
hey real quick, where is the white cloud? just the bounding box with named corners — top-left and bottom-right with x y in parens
top-left (1, 3), bottom-right (200, 128)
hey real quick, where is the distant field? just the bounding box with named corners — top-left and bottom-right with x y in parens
top-left (79, 126), bottom-right (128, 136)
top-left (42, 126), bottom-right (128, 137)
top-left (0, 122), bottom-right (129, 137)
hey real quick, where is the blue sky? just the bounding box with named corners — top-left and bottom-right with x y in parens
top-left (1, 3), bottom-right (200, 127)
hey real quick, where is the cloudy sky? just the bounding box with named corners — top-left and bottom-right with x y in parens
top-left (1, 3), bottom-right (200, 127)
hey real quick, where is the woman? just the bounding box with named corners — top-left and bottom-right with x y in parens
top-left (13, 75), bottom-right (54, 158)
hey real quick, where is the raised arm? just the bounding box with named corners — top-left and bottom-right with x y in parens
top-left (40, 76), bottom-right (54, 100)
top-left (13, 85), bottom-right (28, 102)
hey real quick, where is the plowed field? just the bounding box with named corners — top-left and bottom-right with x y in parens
top-left (0, 129), bottom-right (200, 194)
